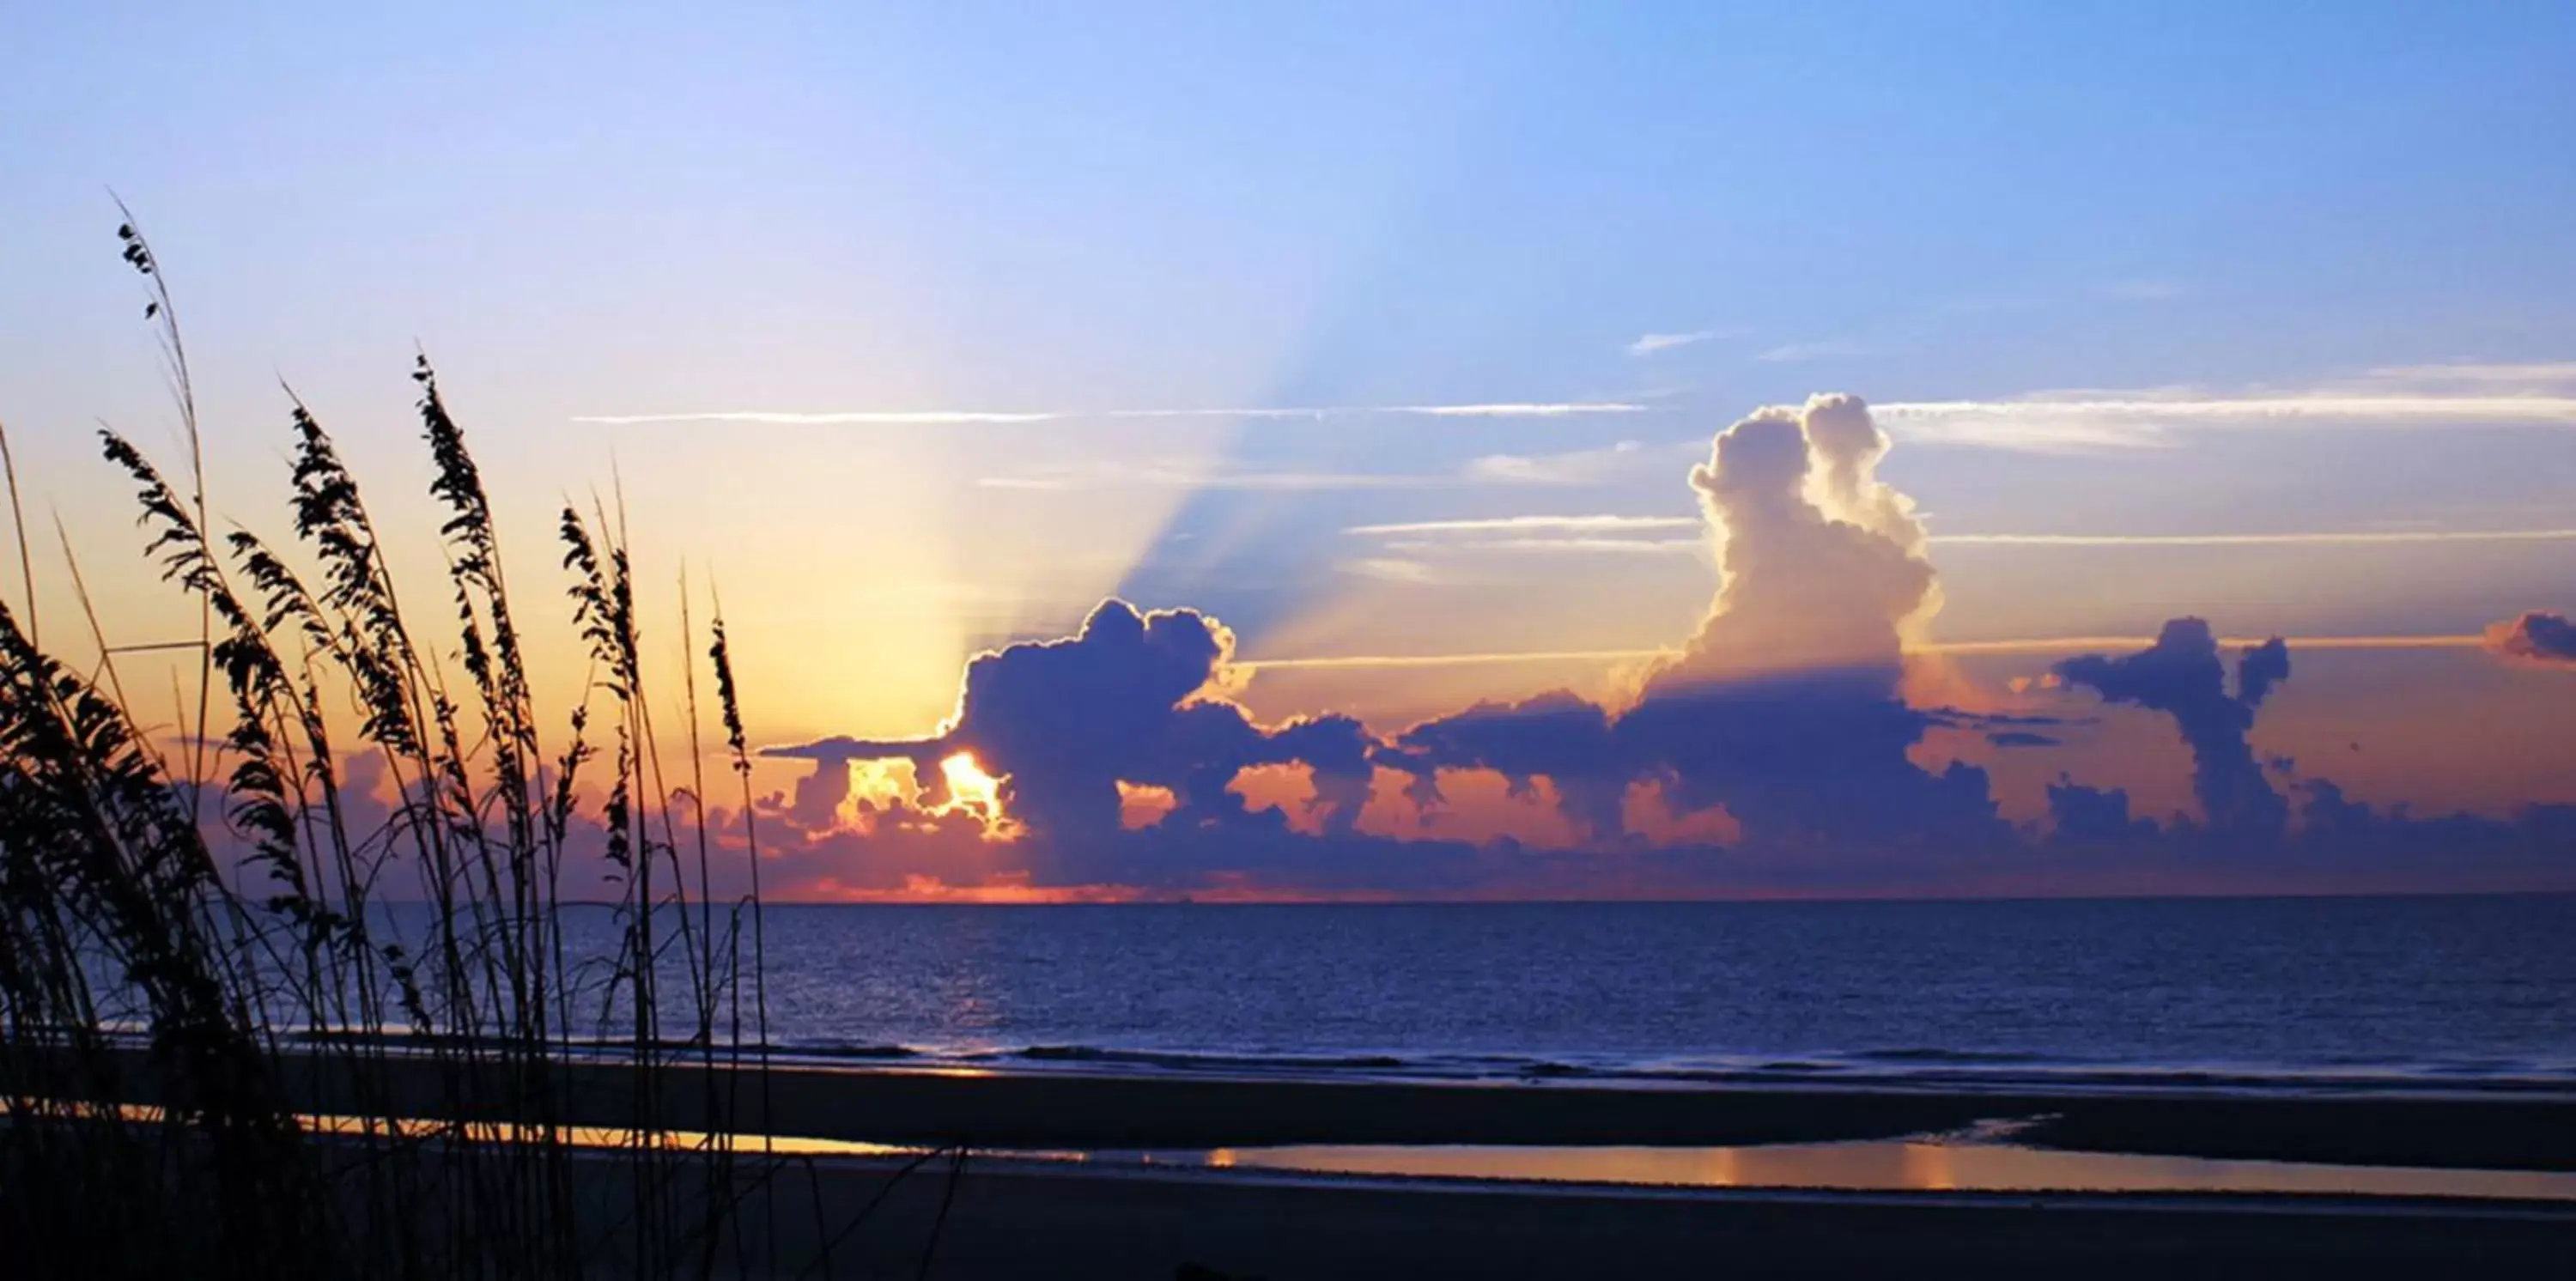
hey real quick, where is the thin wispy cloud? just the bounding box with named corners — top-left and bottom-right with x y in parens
top-left (1400, 403), bottom-right (1646, 417)
top-left (1345, 515), bottom-right (2576, 554)
top-left (1239, 647), bottom-right (1675, 671)
top-left (980, 441), bottom-right (1658, 493)
top-left (979, 464), bottom-right (1438, 493)
top-left (578, 410), bottom-right (1063, 425)
top-left (1347, 515), bottom-right (1701, 537)
top-left (2363, 361), bottom-right (2576, 386)
top-left (1626, 330), bottom-right (1728, 356)
top-left (1382, 537), bottom-right (1703, 556)
top-left (1876, 389), bottom-right (2576, 451)
top-left (1461, 440), bottom-right (1649, 486)
top-left (1337, 557), bottom-right (1443, 585)
top-left (577, 402), bottom-right (1648, 427)
top-left (1927, 634), bottom-right (2486, 654)
top-left (1236, 634), bottom-right (2487, 671)
top-left (1754, 340), bottom-right (1867, 363)
top-left (1933, 528), bottom-right (2576, 548)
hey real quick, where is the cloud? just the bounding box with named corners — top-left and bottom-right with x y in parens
top-left (2365, 361), bottom-right (2576, 387)
top-left (2485, 611), bottom-right (2576, 668)
top-left (1656, 393), bottom-right (1935, 675)
top-left (1237, 648), bottom-right (1673, 672)
top-left (1876, 389), bottom-right (2576, 452)
top-left (1825, 361), bottom-right (2576, 452)
top-left (769, 599), bottom-right (1375, 840)
top-left (782, 394), bottom-right (2014, 867)
top-left (1931, 634), bottom-right (2476, 655)
top-left (1399, 403), bottom-right (1646, 418)
top-left (1378, 395), bottom-right (2000, 849)
top-left (1626, 330), bottom-right (1728, 356)
top-left (2055, 620), bottom-right (2292, 835)
top-left (1461, 440), bottom-right (1649, 486)
top-left (1346, 515), bottom-right (1701, 537)
top-left (1986, 731), bottom-right (2060, 748)
top-left (734, 387), bottom-right (2574, 900)
top-left (980, 441), bottom-right (1659, 493)
top-left (576, 403), bottom-right (1645, 427)
top-left (1351, 519), bottom-right (2576, 554)
top-left (577, 410), bottom-right (1062, 426)
top-left (979, 463), bottom-right (1440, 492)
top-left (1379, 537), bottom-right (1700, 556)
top-left (1932, 529), bottom-right (2576, 547)
top-left (1338, 557), bottom-right (1443, 585)
top-left (1755, 340), bottom-right (1868, 363)
top-left (2046, 779), bottom-right (2155, 844)
top-left (1384, 691), bottom-right (1629, 835)
top-left (1233, 633), bottom-right (2482, 673)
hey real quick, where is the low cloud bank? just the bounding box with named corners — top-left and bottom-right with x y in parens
top-left (747, 396), bottom-right (2573, 899)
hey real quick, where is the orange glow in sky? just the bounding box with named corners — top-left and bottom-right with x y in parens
top-left (936, 752), bottom-right (1018, 841)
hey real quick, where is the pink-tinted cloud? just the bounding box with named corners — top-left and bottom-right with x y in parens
top-left (2487, 611), bottom-right (2576, 668)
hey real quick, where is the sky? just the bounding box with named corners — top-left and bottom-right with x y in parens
top-left (3, 3), bottom-right (2573, 900)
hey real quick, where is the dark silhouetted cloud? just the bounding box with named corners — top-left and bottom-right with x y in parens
top-left (2486, 610), bottom-right (2576, 667)
top-left (2045, 779), bottom-right (2155, 845)
top-left (1986, 731), bottom-right (2059, 748)
top-left (770, 600), bottom-right (1373, 839)
top-left (2055, 620), bottom-right (2291, 835)
top-left (1380, 691), bottom-right (1625, 836)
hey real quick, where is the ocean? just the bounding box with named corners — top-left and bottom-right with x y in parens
top-left (717, 894), bottom-right (2576, 1091)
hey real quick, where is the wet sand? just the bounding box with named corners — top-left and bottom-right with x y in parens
top-left (483, 1059), bottom-right (2576, 1274)
top-left (323, 1056), bottom-right (2576, 1172)
top-left (76, 1050), bottom-right (2576, 1275)
top-left (88, 1048), bottom-right (2558, 1171)
top-left (671, 1154), bottom-right (2576, 1279)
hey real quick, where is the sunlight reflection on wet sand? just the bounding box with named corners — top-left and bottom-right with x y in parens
top-left (1182, 1140), bottom-right (2576, 1199)
top-left (51, 1101), bottom-right (2576, 1200)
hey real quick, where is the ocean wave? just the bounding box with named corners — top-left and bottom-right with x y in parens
top-left (771, 1041), bottom-right (923, 1061)
top-left (743, 1041), bottom-right (2576, 1098)
top-left (241, 1024), bottom-right (2576, 1098)
top-left (1010, 1045), bottom-right (1413, 1073)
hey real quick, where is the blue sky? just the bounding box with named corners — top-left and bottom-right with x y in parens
top-left (3, 3), bottom-right (2573, 895)
top-left (13, 3), bottom-right (2575, 408)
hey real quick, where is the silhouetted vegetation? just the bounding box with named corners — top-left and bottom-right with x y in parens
top-left (0, 215), bottom-right (849, 1278)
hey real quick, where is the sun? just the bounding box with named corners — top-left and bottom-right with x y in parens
top-left (936, 752), bottom-right (1018, 839)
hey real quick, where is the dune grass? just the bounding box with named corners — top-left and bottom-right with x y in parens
top-left (0, 216), bottom-right (877, 1278)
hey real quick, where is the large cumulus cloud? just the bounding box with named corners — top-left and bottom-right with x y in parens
top-left (1381, 395), bottom-right (2000, 849)
top-left (1664, 393), bottom-right (1935, 679)
top-left (770, 599), bottom-right (1373, 838)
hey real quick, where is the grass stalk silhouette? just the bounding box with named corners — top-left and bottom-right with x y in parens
top-left (0, 217), bottom-right (917, 1278)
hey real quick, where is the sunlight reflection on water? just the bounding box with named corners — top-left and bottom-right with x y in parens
top-left (1174, 1140), bottom-right (2576, 1200)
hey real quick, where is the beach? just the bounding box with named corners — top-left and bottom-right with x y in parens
top-left (699, 1157), bottom-right (2576, 1280)
top-left (249, 1053), bottom-right (2576, 1171)
top-left (78, 1049), bottom-right (2576, 1276)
